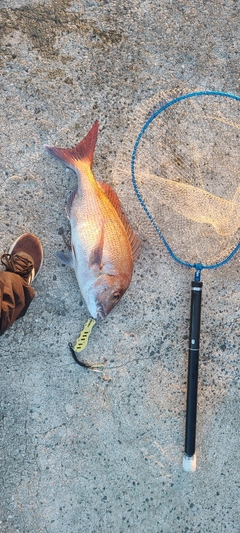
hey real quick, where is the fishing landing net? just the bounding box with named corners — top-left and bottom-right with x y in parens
top-left (113, 90), bottom-right (240, 471)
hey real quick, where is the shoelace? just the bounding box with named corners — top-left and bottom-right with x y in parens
top-left (1, 253), bottom-right (34, 280)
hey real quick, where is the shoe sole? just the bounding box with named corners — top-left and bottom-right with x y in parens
top-left (9, 233), bottom-right (43, 278)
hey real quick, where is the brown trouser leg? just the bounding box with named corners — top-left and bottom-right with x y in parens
top-left (0, 272), bottom-right (35, 336)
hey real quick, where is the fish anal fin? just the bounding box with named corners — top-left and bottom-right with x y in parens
top-left (98, 181), bottom-right (141, 260)
top-left (66, 186), bottom-right (78, 217)
top-left (45, 121), bottom-right (99, 171)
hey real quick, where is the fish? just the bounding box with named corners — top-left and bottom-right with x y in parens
top-left (45, 121), bottom-right (141, 319)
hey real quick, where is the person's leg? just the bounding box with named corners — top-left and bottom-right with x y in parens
top-left (0, 233), bottom-right (43, 336)
top-left (0, 272), bottom-right (35, 336)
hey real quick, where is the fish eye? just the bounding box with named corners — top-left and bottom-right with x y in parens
top-left (112, 291), bottom-right (121, 302)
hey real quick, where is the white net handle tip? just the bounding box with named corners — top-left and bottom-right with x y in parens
top-left (182, 453), bottom-right (196, 472)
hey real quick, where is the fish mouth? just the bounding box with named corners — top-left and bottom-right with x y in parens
top-left (97, 303), bottom-right (107, 319)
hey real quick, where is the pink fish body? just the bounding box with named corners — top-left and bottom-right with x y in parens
top-left (45, 122), bottom-right (140, 319)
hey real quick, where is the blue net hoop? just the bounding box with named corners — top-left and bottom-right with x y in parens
top-left (131, 91), bottom-right (240, 278)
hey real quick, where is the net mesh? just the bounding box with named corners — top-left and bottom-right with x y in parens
top-left (113, 90), bottom-right (240, 268)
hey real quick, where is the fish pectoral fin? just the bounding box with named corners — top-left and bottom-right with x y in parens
top-left (55, 250), bottom-right (74, 268)
top-left (88, 225), bottom-right (104, 270)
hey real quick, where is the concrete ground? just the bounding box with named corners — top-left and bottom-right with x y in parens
top-left (0, 1), bottom-right (239, 532)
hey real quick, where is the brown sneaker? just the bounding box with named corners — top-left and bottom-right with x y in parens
top-left (1, 233), bottom-right (43, 284)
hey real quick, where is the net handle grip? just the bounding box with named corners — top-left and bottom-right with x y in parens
top-left (183, 280), bottom-right (203, 472)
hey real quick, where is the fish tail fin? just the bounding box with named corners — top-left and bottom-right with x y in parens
top-left (45, 121), bottom-right (99, 170)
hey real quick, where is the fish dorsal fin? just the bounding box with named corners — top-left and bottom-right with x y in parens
top-left (45, 121), bottom-right (99, 171)
top-left (88, 224), bottom-right (104, 270)
top-left (98, 182), bottom-right (122, 211)
top-left (98, 181), bottom-right (141, 260)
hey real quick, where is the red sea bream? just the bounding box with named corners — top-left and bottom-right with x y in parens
top-left (45, 121), bottom-right (141, 319)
